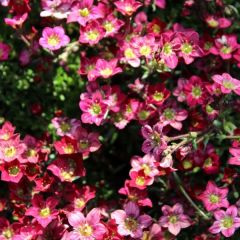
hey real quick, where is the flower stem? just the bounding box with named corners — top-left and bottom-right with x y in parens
top-left (173, 172), bottom-right (210, 220)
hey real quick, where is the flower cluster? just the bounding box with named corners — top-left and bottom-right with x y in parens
top-left (1, 0), bottom-right (240, 239)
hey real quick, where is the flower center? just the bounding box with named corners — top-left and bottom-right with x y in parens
top-left (222, 216), bottom-right (234, 228)
top-left (124, 48), bottom-right (136, 59)
top-left (4, 146), bottom-right (16, 158)
top-left (27, 148), bottom-right (37, 157)
top-left (153, 91), bottom-right (164, 102)
top-left (169, 215), bottom-right (178, 224)
top-left (8, 165), bottom-right (19, 176)
top-left (163, 108), bottom-right (175, 120)
top-left (139, 45), bottom-right (151, 56)
top-left (90, 103), bottom-right (102, 115)
top-left (183, 159), bottom-right (192, 169)
top-left (86, 30), bottom-right (99, 41)
top-left (151, 132), bottom-right (161, 146)
top-left (207, 19), bottom-right (219, 28)
top-left (153, 24), bottom-right (161, 33)
top-left (39, 207), bottom-right (51, 218)
top-left (79, 8), bottom-right (90, 17)
top-left (60, 122), bottom-right (70, 133)
top-left (181, 43), bottom-right (193, 54)
top-left (142, 163), bottom-right (151, 175)
top-left (79, 224), bottom-right (93, 237)
top-left (163, 43), bottom-right (173, 56)
top-left (79, 140), bottom-right (89, 150)
top-left (191, 86), bottom-right (202, 98)
top-left (209, 194), bottom-right (219, 204)
top-left (61, 171), bottom-right (74, 181)
top-left (2, 228), bottom-right (13, 239)
top-left (204, 42), bottom-right (213, 50)
top-left (1, 133), bottom-right (10, 140)
top-left (63, 144), bottom-right (74, 154)
top-left (75, 198), bottom-right (85, 209)
top-left (47, 34), bottom-right (60, 47)
top-left (220, 46), bottom-right (232, 54)
top-left (223, 80), bottom-right (235, 90)
top-left (104, 22), bottom-right (114, 33)
top-left (204, 157), bottom-right (213, 167)
top-left (135, 176), bottom-right (145, 186)
top-left (124, 217), bottom-right (138, 231)
top-left (125, 5), bottom-right (134, 15)
top-left (100, 68), bottom-right (113, 78)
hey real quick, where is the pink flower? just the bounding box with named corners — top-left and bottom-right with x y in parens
top-left (71, 126), bottom-right (101, 155)
top-left (67, 0), bottom-right (103, 26)
top-left (205, 16), bottom-right (231, 29)
top-left (0, 136), bottom-right (26, 162)
top-left (212, 73), bottom-right (240, 95)
top-left (159, 203), bottom-right (191, 236)
top-left (173, 78), bottom-right (187, 102)
top-left (26, 195), bottom-right (59, 228)
top-left (210, 35), bottom-right (239, 59)
top-left (4, 13), bottom-right (28, 29)
top-left (0, 42), bottom-right (10, 61)
top-left (79, 90), bottom-right (108, 126)
top-left (21, 135), bottom-right (39, 163)
top-left (111, 202), bottom-right (152, 238)
top-left (39, 26), bottom-right (70, 51)
top-left (67, 208), bottom-right (107, 240)
top-left (198, 181), bottom-right (229, 212)
top-left (159, 101), bottom-right (188, 130)
top-left (178, 31), bottom-right (203, 64)
top-left (155, 0), bottom-right (166, 9)
top-left (119, 180), bottom-right (152, 207)
top-left (54, 136), bottom-right (78, 155)
top-left (102, 14), bottom-right (124, 37)
top-left (130, 154), bottom-right (159, 178)
top-left (0, 160), bottom-right (24, 183)
top-left (228, 147), bottom-right (240, 166)
top-left (91, 59), bottom-right (122, 81)
top-left (209, 205), bottom-right (240, 237)
top-left (114, 0), bottom-right (142, 16)
top-left (0, 121), bottom-right (15, 141)
top-left (141, 124), bottom-right (167, 160)
top-left (183, 75), bottom-right (207, 107)
top-left (79, 20), bottom-right (105, 46)
top-left (47, 154), bottom-right (86, 182)
top-left (129, 170), bottom-right (154, 189)
top-left (159, 31), bottom-right (180, 69)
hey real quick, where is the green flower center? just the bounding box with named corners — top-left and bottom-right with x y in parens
top-left (169, 215), bottom-right (178, 224)
top-left (2, 228), bottom-right (13, 239)
top-left (39, 207), bottom-right (51, 218)
top-left (60, 122), bottom-right (70, 133)
top-left (192, 86), bottom-right (202, 98)
top-left (138, 110), bottom-right (150, 120)
top-left (100, 68), bottom-right (113, 78)
top-left (8, 165), bottom-right (19, 176)
top-left (222, 216), bottom-right (234, 228)
top-left (223, 80), bottom-right (235, 90)
top-left (209, 194), bottom-right (219, 204)
top-left (220, 46), bottom-right (232, 54)
top-left (151, 132), bottom-right (161, 145)
top-left (163, 43), bottom-right (173, 56)
top-left (183, 159), bottom-right (192, 169)
top-left (90, 103), bottom-right (102, 115)
top-left (139, 45), bottom-right (151, 56)
top-left (104, 21), bottom-right (114, 33)
top-left (204, 157), bottom-right (213, 167)
top-left (86, 30), bottom-right (99, 41)
top-left (163, 108), bottom-right (175, 120)
top-left (79, 140), bottom-right (89, 150)
top-left (181, 43), bottom-right (193, 54)
top-left (153, 91), bottom-right (164, 101)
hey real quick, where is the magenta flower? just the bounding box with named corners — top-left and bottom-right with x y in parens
top-left (141, 123), bottom-right (167, 160)
top-left (0, 160), bottom-right (23, 183)
top-left (39, 26), bottom-right (70, 51)
top-left (198, 181), bottom-right (229, 212)
top-left (4, 13), bottom-right (28, 29)
top-left (114, 0), bottom-right (142, 16)
top-left (102, 14), bottom-right (124, 37)
top-left (79, 90), bottom-right (108, 126)
top-left (210, 34), bottom-right (238, 59)
top-left (228, 147), bottom-right (240, 166)
top-left (205, 16), bottom-right (231, 29)
top-left (178, 31), bottom-right (203, 64)
top-left (159, 31), bottom-right (180, 69)
top-left (79, 20), bottom-right (105, 46)
top-left (173, 78), bottom-right (187, 102)
top-left (91, 59), bottom-right (122, 81)
top-left (159, 203), bottom-right (191, 236)
top-left (111, 202), bottom-right (152, 238)
top-left (67, 0), bottom-right (103, 26)
top-left (212, 73), bottom-right (240, 95)
top-left (209, 205), bottom-right (240, 237)
top-left (26, 195), bottom-right (59, 228)
top-left (120, 42), bottom-right (141, 67)
top-left (0, 42), bottom-right (10, 61)
top-left (67, 208), bottom-right (107, 240)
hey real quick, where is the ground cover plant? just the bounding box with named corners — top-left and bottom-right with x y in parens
top-left (1, 0), bottom-right (240, 239)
